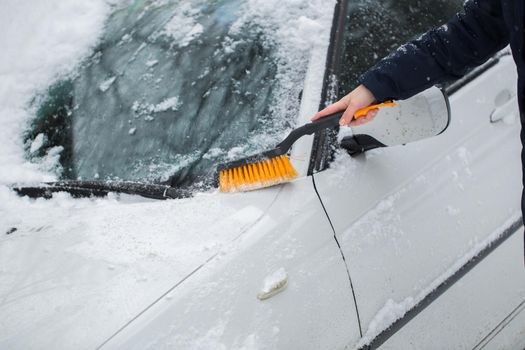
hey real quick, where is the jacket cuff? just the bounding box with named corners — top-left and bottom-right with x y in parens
top-left (359, 70), bottom-right (396, 102)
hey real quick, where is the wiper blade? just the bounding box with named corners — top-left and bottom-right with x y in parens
top-left (13, 181), bottom-right (192, 200)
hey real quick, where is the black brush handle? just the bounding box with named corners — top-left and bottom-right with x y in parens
top-left (275, 112), bottom-right (342, 154)
top-left (217, 112), bottom-right (343, 170)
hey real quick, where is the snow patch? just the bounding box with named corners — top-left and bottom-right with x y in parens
top-left (29, 133), bottom-right (46, 154)
top-left (360, 298), bottom-right (414, 345)
top-left (99, 76), bottom-right (116, 92)
top-left (152, 96), bottom-right (181, 113)
top-left (337, 125), bottom-right (354, 143)
top-left (344, 190), bottom-right (405, 252)
top-left (0, 183), bottom-right (270, 348)
top-left (146, 59), bottom-right (159, 67)
top-left (0, 0), bottom-right (112, 184)
top-left (457, 146), bottom-right (470, 164)
top-left (261, 267), bottom-right (288, 294)
top-left (131, 96), bottom-right (181, 118)
top-left (163, 3), bottom-right (203, 47)
top-left (226, 146), bottom-right (246, 160)
top-left (203, 148), bottom-right (225, 160)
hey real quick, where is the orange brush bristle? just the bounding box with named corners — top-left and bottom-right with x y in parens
top-left (219, 155), bottom-right (298, 192)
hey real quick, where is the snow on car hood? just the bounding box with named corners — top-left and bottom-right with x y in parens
top-left (0, 185), bottom-right (281, 348)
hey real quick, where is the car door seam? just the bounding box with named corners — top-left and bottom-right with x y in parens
top-left (473, 298), bottom-right (525, 349)
top-left (311, 173), bottom-right (364, 338)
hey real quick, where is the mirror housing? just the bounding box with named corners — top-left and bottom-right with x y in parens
top-left (340, 86), bottom-right (450, 156)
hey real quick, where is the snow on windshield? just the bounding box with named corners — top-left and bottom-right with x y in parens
top-left (8, 0), bottom-right (332, 190)
top-left (0, 1), bottom-right (112, 185)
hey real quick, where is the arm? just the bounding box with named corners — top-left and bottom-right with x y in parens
top-left (361, 0), bottom-right (509, 101)
top-left (313, 0), bottom-right (509, 126)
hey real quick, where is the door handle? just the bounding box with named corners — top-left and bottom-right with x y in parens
top-left (490, 93), bottom-right (518, 123)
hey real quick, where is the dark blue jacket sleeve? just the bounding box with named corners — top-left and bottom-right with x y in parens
top-left (360, 0), bottom-right (509, 101)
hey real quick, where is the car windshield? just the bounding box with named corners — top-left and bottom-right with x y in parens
top-left (27, 0), bottom-right (326, 190)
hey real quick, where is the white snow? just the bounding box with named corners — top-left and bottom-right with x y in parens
top-left (163, 3), bottom-right (204, 47)
top-left (337, 126), bottom-right (354, 143)
top-left (99, 76), bottom-right (117, 92)
top-left (457, 146), bottom-right (470, 164)
top-left (145, 59), bottom-right (159, 68)
top-left (340, 185), bottom-right (406, 253)
top-left (261, 267), bottom-right (288, 294)
top-left (131, 96), bottom-right (181, 118)
top-left (203, 147), bottom-right (225, 160)
top-left (29, 133), bottom-right (46, 154)
top-left (39, 146), bottom-right (65, 175)
top-left (230, 0), bottom-right (334, 129)
top-left (226, 146), bottom-right (246, 160)
top-left (0, 0), bottom-right (113, 184)
top-left (438, 24), bottom-right (449, 32)
top-left (0, 185), bottom-right (272, 348)
top-left (151, 96), bottom-right (181, 113)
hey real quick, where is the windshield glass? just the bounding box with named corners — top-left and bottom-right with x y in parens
top-left (26, 0), bottom-right (329, 190)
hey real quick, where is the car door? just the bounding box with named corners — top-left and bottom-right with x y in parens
top-left (311, 0), bottom-right (525, 348)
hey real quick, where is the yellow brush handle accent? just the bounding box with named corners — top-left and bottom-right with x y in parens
top-left (354, 101), bottom-right (397, 119)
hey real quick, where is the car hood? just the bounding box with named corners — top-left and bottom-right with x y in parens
top-left (0, 185), bottom-right (281, 349)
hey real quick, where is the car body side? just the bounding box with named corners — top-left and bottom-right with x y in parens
top-left (314, 53), bottom-right (525, 348)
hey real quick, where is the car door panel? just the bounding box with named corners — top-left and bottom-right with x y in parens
top-left (313, 55), bottom-right (523, 348)
top-left (375, 225), bottom-right (525, 349)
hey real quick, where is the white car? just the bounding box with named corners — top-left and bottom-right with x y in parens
top-left (1, 0), bottom-right (524, 349)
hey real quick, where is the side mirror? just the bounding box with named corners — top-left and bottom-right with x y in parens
top-left (340, 86), bottom-right (450, 155)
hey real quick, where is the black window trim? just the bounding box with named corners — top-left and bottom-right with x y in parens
top-left (308, 0), bottom-right (347, 176)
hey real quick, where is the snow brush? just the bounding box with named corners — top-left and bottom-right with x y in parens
top-left (218, 101), bottom-right (397, 192)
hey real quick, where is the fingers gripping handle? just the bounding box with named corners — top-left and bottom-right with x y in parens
top-left (276, 113), bottom-right (342, 152)
top-left (306, 101), bottom-right (397, 131)
top-left (308, 101), bottom-right (398, 131)
top-left (354, 101), bottom-right (397, 119)
top-left (276, 101), bottom-right (397, 153)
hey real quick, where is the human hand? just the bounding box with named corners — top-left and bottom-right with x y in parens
top-left (311, 84), bottom-right (378, 126)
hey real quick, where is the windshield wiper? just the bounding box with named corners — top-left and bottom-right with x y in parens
top-left (13, 180), bottom-right (192, 200)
